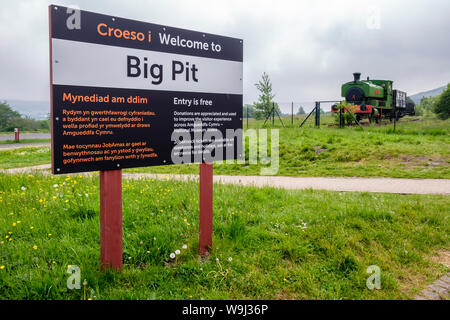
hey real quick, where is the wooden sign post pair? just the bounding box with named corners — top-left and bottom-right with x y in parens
top-left (100, 163), bottom-right (213, 270)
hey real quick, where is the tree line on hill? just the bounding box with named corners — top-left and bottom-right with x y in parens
top-left (0, 101), bottom-right (50, 132)
top-left (414, 84), bottom-right (450, 120)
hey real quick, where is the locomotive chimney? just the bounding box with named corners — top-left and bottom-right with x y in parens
top-left (353, 72), bottom-right (361, 82)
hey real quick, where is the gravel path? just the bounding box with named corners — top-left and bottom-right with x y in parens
top-left (0, 142), bottom-right (50, 150)
top-left (2, 164), bottom-right (449, 195)
top-left (0, 133), bottom-right (50, 141)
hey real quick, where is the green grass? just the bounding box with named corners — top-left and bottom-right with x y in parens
top-left (129, 118), bottom-right (450, 179)
top-left (1, 118), bottom-right (449, 179)
top-left (0, 147), bottom-right (51, 169)
top-left (0, 138), bottom-right (50, 145)
top-left (0, 173), bottom-right (448, 299)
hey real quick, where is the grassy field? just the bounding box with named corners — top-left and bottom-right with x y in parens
top-left (0, 147), bottom-right (50, 169)
top-left (0, 117), bottom-right (449, 179)
top-left (128, 117), bottom-right (450, 179)
top-left (0, 173), bottom-right (448, 300)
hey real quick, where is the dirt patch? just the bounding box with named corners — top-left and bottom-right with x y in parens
top-left (313, 146), bottom-right (327, 154)
top-left (273, 291), bottom-right (298, 300)
top-left (430, 249), bottom-right (450, 268)
top-left (384, 155), bottom-right (449, 168)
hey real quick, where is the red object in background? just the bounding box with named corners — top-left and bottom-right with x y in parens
top-left (14, 128), bottom-right (19, 141)
top-left (100, 170), bottom-right (123, 271)
top-left (199, 162), bottom-right (213, 255)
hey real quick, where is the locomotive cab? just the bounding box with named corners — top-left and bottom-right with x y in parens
top-left (332, 72), bottom-right (407, 123)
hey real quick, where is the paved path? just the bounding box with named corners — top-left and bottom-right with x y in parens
top-left (415, 273), bottom-right (450, 300)
top-left (0, 133), bottom-right (50, 141)
top-left (2, 164), bottom-right (449, 195)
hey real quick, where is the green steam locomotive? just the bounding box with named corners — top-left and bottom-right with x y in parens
top-left (331, 73), bottom-right (415, 123)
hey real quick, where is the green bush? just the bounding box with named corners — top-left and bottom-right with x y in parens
top-left (433, 84), bottom-right (450, 120)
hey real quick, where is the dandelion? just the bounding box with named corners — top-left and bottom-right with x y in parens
top-left (33, 245), bottom-right (38, 250)
top-left (12, 223), bottom-right (16, 227)
top-left (30, 226), bottom-right (34, 230)
top-left (175, 249), bottom-right (180, 255)
top-left (169, 253), bottom-right (176, 259)
top-left (182, 244), bottom-right (187, 249)
top-left (17, 221), bottom-right (21, 224)
top-left (48, 234), bottom-right (52, 237)
top-left (0, 265), bottom-right (5, 270)
top-left (0, 241), bottom-right (4, 245)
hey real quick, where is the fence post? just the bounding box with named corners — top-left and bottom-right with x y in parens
top-left (291, 102), bottom-right (293, 125)
top-left (246, 107), bottom-right (249, 129)
top-left (199, 162), bottom-right (213, 255)
top-left (315, 102), bottom-right (320, 127)
top-left (100, 169), bottom-right (123, 271)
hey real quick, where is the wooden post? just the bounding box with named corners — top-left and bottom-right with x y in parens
top-left (14, 128), bottom-right (19, 142)
top-left (100, 169), bottom-right (123, 271)
top-left (199, 162), bottom-right (213, 255)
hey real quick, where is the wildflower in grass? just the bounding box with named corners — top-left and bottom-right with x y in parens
top-left (175, 250), bottom-right (180, 255)
top-left (182, 244), bottom-right (187, 249)
top-left (0, 241), bottom-right (4, 245)
top-left (0, 265), bottom-right (5, 270)
top-left (228, 257), bottom-right (233, 262)
top-left (12, 223), bottom-right (16, 227)
top-left (33, 245), bottom-right (38, 250)
top-left (53, 184), bottom-right (58, 188)
top-left (17, 221), bottom-right (21, 224)
top-left (216, 258), bottom-right (219, 262)
top-left (21, 186), bottom-right (26, 191)
top-left (170, 253), bottom-right (176, 259)
top-left (48, 234), bottom-right (52, 237)
top-left (30, 226), bottom-right (34, 230)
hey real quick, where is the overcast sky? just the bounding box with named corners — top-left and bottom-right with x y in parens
top-left (1, 0), bottom-right (449, 110)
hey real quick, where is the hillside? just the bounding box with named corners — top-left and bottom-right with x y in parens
top-left (409, 85), bottom-right (447, 104)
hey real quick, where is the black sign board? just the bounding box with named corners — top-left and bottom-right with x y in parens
top-left (49, 5), bottom-right (243, 174)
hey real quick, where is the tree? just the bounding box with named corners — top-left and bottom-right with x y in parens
top-left (253, 72), bottom-right (275, 120)
top-left (297, 106), bottom-right (306, 115)
top-left (433, 84), bottom-right (450, 120)
top-left (0, 101), bottom-right (21, 131)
